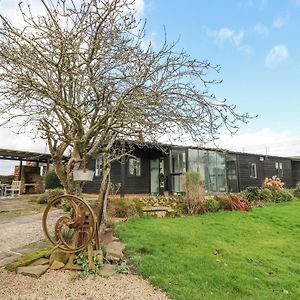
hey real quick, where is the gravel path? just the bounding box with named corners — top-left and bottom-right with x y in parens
top-left (0, 211), bottom-right (59, 252)
top-left (0, 269), bottom-right (171, 300)
top-left (0, 206), bottom-right (171, 300)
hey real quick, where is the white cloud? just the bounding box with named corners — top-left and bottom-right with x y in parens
top-left (132, 0), bottom-right (145, 17)
top-left (253, 23), bottom-right (269, 35)
top-left (212, 27), bottom-right (244, 47)
top-left (233, 31), bottom-right (244, 46)
top-left (272, 16), bottom-right (287, 29)
top-left (265, 44), bottom-right (288, 68)
top-left (212, 128), bottom-right (300, 157)
top-left (213, 27), bottom-right (235, 41)
top-left (238, 45), bottom-right (253, 57)
top-left (0, 127), bottom-right (46, 152)
top-left (0, 0), bottom-right (47, 28)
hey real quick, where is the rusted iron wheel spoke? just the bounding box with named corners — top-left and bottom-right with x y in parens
top-left (42, 195), bottom-right (97, 253)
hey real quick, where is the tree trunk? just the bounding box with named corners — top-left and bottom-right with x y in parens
top-left (95, 154), bottom-right (111, 236)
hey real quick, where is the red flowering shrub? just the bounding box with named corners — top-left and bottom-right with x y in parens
top-left (218, 194), bottom-right (250, 211)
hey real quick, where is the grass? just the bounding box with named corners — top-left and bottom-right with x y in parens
top-left (116, 200), bottom-right (300, 300)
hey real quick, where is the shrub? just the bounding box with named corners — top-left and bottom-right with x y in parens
top-left (273, 189), bottom-right (293, 203)
top-left (218, 194), bottom-right (250, 211)
top-left (182, 171), bottom-right (205, 215)
top-left (108, 197), bottom-right (143, 218)
top-left (60, 199), bottom-right (71, 212)
top-left (203, 198), bottom-right (220, 212)
top-left (294, 181), bottom-right (300, 198)
top-left (244, 186), bottom-right (261, 202)
top-left (263, 176), bottom-right (284, 191)
top-left (37, 193), bottom-right (48, 204)
top-left (259, 188), bottom-right (274, 202)
top-left (44, 170), bottom-right (63, 189)
top-left (37, 188), bottom-right (65, 205)
top-left (47, 188), bottom-right (65, 202)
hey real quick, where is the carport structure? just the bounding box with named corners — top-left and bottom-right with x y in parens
top-left (0, 148), bottom-right (53, 180)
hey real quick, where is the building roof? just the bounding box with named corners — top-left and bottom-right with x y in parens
top-left (0, 148), bottom-right (57, 163)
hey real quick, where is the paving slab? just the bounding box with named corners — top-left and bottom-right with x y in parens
top-left (17, 265), bottom-right (49, 278)
top-left (0, 253), bottom-right (22, 268)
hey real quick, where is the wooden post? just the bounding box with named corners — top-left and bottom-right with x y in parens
top-left (18, 159), bottom-right (23, 181)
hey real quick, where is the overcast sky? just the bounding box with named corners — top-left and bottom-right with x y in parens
top-left (1, 0), bottom-right (300, 174)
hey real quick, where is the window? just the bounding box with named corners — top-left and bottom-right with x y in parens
top-left (95, 156), bottom-right (102, 176)
top-left (275, 162), bottom-right (283, 177)
top-left (171, 150), bottom-right (186, 173)
top-left (129, 157), bottom-right (141, 176)
top-left (249, 163), bottom-right (257, 178)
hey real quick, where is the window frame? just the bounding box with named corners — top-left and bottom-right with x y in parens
top-left (128, 157), bottom-right (141, 176)
top-left (249, 162), bottom-right (257, 178)
top-left (95, 155), bottom-right (102, 177)
top-left (275, 161), bottom-right (283, 177)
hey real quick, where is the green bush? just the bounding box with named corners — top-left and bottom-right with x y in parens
top-left (273, 189), bottom-right (293, 203)
top-left (47, 188), bottom-right (65, 202)
top-left (203, 198), bottom-right (220, 212)
top-left (259, 188), bottom-right (274, 202)
top-left (244, 186), bottom-right (261, 202)
top-left (60, 199), bottom-right (71, 212)
top-left (37, 188), bottom-right (65, 205)
top-left (37, 193), bottom-right (48, 204)
top-left (294, 182), bottom-right (300, 198)
top-left (108, 197), bottom-right (143, 218)
top-left (44, 170), bottom-right (63, 189)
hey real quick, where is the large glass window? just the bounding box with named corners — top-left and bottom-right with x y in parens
top-left (188, 149), bottom-right (199, 172)
top-left (187, 149), bottom-right (226, 193)
top-left (171, 150), bottom-right (186, 173)
top-left (129, 157), bottom-right (141, 176)
top-left (172, 174), bottom-right (185, 193)
top-left (206, 151), bottom-right (216, 192)
top-left (216, 152), bottom-right (226, 192)
top-left (226, 154), bottom-right (239, 192)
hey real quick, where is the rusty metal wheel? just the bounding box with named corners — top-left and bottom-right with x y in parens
top-left (42, 195), bottom-right (97, 253)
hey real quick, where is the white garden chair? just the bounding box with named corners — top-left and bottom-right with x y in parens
top-left (5, 180), bottom-right (22, 198)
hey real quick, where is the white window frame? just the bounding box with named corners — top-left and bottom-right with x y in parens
top-left (249, 163), bottom-right (257, 178)
top-left (128, 157), bottom-right (141, 176)
top-left (275, 162), bottom-right (283, 177)
top-left (95, 156), bottom-right (102, 176)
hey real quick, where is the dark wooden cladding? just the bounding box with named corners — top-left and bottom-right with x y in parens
top-left (292, 161), bottom-right (300, 186)
top-left (237, 154), bottom-right (264, 191)
top-left (237, 153), bottom-right (293, 190)
top-left (263, 157), bottom-right (292, 187)
top-left (83, 146), bottom-right (165, 195)
top-left (84, 143), bottom-right (299, 195)
top-left (83, 159), bottom-right (123, 194)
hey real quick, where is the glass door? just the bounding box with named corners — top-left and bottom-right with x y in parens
top-left (150, 159), bottom-right (160, 194)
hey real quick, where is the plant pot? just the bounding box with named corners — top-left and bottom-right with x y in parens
top-left (73, 170), bottom-right (94, 182)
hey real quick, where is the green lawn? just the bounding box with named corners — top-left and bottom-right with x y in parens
top-left (116, 200), bottom-right (300, 300)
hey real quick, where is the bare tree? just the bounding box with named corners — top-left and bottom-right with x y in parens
top-left (0, 0), bottom-right (250, 228)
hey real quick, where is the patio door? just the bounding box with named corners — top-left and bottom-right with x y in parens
top-left (150, 159), bottom-right (160, 195)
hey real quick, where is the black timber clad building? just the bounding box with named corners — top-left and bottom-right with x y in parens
top-left (83, 142), bottom-right (300, 195)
